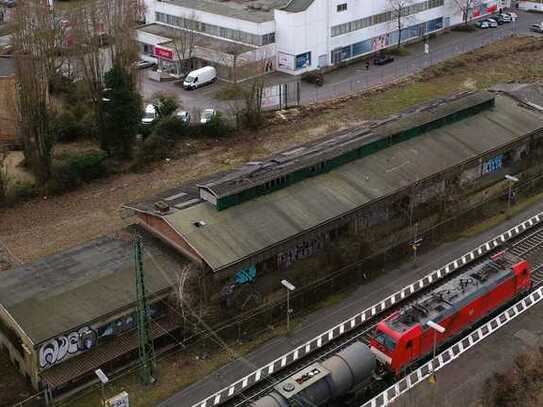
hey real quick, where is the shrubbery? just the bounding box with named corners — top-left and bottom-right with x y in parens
top-left (136, 116), bottom-right (186, 164)
top-left (301, 70), bottom-right (324, 86)
top-left (452, 24), bottom-right (477, 32)
top-left (199, 112), bottom-right (230, 138)
top-left (47, 151), bottom-right (108, 194)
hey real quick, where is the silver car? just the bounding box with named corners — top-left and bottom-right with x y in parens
top-left (176, 110), bottom-right (191, 125)
top-left (200, 109), bottom-right (216, 124)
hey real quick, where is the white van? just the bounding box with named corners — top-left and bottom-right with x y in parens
top-left (183, 66), bottom-right (217, 90)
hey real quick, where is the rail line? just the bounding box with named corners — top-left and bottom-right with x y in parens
top-left (192, 212), bottom-right (543, 407)
top-left (362, 264), bottom-right (543, 407)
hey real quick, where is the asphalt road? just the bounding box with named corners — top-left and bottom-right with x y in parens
top-left (141, 10), bottom-right (543, 116)
top-left (158, 200), bottom-right (543, 407)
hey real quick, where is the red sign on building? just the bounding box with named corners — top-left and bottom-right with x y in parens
top-left (154, 47), bottom-right (174, 60)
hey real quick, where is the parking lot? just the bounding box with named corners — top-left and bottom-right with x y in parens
top-left (139, 9), bottom-right (543, 116)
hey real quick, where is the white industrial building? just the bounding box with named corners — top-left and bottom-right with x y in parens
top-left (137, 0), bottom-right (501, 78)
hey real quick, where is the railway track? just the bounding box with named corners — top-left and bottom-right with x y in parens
top-left (194, 215), bottom-right (543, 407)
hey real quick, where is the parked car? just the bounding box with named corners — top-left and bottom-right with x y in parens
top-left (373, 54), bottom-right (394, 65)
top-left (3, 0), bottom-right (16, 8)
top-left (182, 66), bottom-right (217, 90)
top-left (141, 104), bottom-right (157, 125)
top-left (529, 23), bottom-right (543, 33)
top-left (102, 88), bottom-right (112, 103)
top-left (477, 20), bottom-right (490, 29)
top-left (134, 59), bottom-right (157, 70)
top-left (496, 13), bottom-right (511, 24)
top-left (176, 110), bottom-right (191, 125)
top-left (200, 109), bottom-right (216, 124)
top-left (505, 11), bottom-right (518, 20)
top-left (485, 18), bottom-right (499, 28)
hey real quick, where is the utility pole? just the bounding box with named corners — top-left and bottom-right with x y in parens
top-left (134, 234), bottom-right (156, 385)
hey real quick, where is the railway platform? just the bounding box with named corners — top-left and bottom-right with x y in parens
top-left (160, 198), bottom-right (543, 407)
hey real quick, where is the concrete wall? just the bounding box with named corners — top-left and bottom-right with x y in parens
top-left (137, 212), bottom-right (204, 264)
top-left (275, 0), bottom-right (328, 74)
top-left (0, 305), bottom-right (38, 389)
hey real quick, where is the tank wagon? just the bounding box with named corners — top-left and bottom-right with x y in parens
top-left (251, 341), bottom-right (375, 407)
top-left (252, 253), bottom-right (531, 406)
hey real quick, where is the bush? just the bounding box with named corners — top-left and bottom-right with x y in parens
top-left (388, 47), bottom-right (410, 57)
top-left (301, 70), bottom-right (324, 86)
top-left (200, 112), bottom-right (230, 138)
top-left (452, 24), bottom-right (477, 32)
top-left (152, 93), bottom-right (179, 119)
top-left (47, 151), bottom-right (108, 194)
top-left (136, 116), bottom-right (185, 163)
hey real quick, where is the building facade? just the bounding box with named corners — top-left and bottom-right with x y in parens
top-left (125, 90), bottom-right (543, 291)
top-left (0, 234), bottom-right (185, 400)
top-left (137, 0), bottom-right (500, 77)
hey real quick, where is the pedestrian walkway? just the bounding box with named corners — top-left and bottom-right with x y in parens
top-left (159, 198), bottom-right (543, 407)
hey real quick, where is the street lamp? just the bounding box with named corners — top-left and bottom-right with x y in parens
top-left (95, 368), bottom-right (109, 406)
top-left (426, 320), bottom-right (446, 384)
top-left (505, 174), bottom-right (519, 217)
top-left (281, 279), bottom-right (296, 332)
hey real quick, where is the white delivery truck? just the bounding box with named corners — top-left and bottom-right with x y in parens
top-left (182, 66), bottom-right (217, 90)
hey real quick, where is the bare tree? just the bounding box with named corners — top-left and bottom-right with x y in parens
top-left (68, 0), bottom-right (141, 153)
top-left (12, 0), bottom-right (58, 183)
top-left (387, 0), bottom-right (416, 49)
top-left (224, 42), bottom-right (248, 84)
top-left (169, 13), bottom-right (198, 77)
top-left (69, 0), bottom-right (108, 149)
top-left (452, 0), bottom-right (473, 25)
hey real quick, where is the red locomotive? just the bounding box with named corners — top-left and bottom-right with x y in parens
top-left (370, 253), bottom-right (531, 375)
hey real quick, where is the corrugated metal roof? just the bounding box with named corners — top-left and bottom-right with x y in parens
top-left (0, 232), bottom-right (184, 344)
top-left (198, 92), bottom-right (493, 200)
top-left (164, 95), bottom-right (543, 272)
top-left (40, 316), bottom-right (178, 388)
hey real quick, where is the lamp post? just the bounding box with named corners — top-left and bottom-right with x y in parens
top-left (281, 279), bottom-right (296, 332)
top-left (95, 368), bottom-right (109, 406)
top-left (505, 174), bottom-right (519, 217)
top-left (426, 320), bottom-right (446, 384)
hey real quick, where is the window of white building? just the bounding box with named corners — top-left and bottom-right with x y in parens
top-left (337, 3), bottom-right (348, 11)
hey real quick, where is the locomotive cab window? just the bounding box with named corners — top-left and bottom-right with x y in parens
top-left (374, 331), bottom-right (397, 350)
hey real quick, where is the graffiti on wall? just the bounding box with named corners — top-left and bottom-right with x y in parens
top-left (481, 154), bottom-right (503, 175)
top-left (39, 327), bottom-right (96, 369)
top-left (277, 235), bottom-right (327, 270)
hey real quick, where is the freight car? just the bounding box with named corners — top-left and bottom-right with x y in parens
top-left (252, 254), bottom-right (531, 406)
top-left (251, 341), bottom-right (376, 407)
top-left (370, 254), bottom-right (531, 375)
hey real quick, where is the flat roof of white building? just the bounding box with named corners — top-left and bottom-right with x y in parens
top-left (161, 0), bottom-right (289, 23)
top-left (138, 23), bottom-right (255, 54)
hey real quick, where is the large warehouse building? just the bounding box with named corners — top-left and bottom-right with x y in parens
top-left (125, 89), bottom-right (543, 284)
top-left (0, 232), bottom-right (186, 399)
top-left (137, 0), bottom-right (506, 77)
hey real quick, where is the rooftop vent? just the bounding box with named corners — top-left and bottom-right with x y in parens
top-left (261, 5), bottom-right (270, 11)
top-left (252, 3), bottom-right (262, 9)
top-left (154, 200), bottom-right (170, 213)
top-left (193, 220), bottom-right (207, 228)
